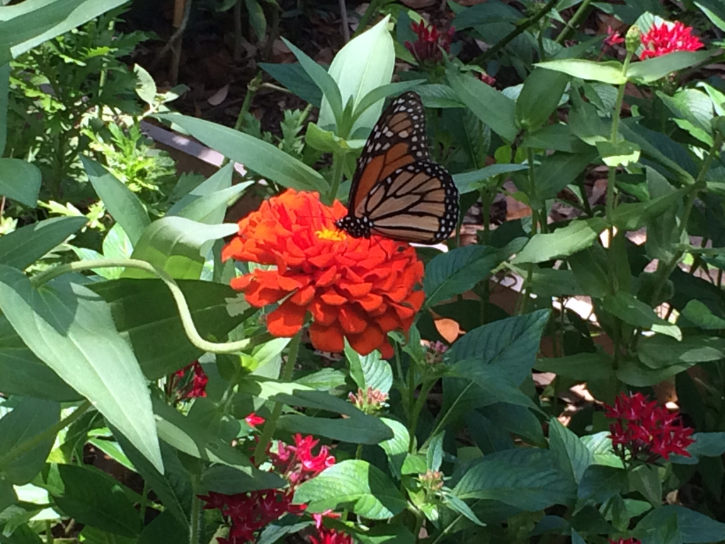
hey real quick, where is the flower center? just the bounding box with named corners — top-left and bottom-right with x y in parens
top-left (316, 228), bottom-right (347, 241)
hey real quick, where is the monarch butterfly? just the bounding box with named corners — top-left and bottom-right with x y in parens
top-left (335, 92), bottom-right (459, 244)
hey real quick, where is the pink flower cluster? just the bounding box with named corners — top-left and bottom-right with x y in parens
top-left (405, 20), bottom-right (454, 64)
top-left (199, 433), bottom-right (348, 544)
top-left (639, 21), bottom-right (704, 59)
top-left (173, 361), bottom-right (208, 399)
top-left (604, 392), bottom-right (694, 462)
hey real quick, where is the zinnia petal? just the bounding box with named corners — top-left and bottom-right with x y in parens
top-left (267, 298), bottom-right (308, 337)
top-left (309, 322), bottom-right (345, 353)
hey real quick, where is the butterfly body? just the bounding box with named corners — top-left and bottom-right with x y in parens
top-left (335, 92), bottom-right (459, 244)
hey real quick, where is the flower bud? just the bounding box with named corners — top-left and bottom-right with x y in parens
top-left (625, 25), bottom-right (641, 54)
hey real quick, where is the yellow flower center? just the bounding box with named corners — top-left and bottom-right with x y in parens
top-left (316, 228), bottom-right (347, 241)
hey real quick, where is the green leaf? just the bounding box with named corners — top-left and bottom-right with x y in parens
top-left (133, 64), bottom-right (157, 106)
top-left (424, 245), bottom-right (503, 307)
top-left (0, 269), bottom-right (163, 473)
top-left (535, 353), bottom-right (613, 382)
top-left (629, 464), bottom-right (662, 508)
top-left (446, 310), bottom-right (549, 386)
top-left (535, 151), bottom-right (598, 201)
top-left (516, 69), bottom-right (569, 132)
top-left (696, 0), bottom-right (725, 32)
top-left (595, 140), bottom-right (641, 167)
top-left (0, 63), bottom-right (8, 156)
top-left (125, 217), bottom-right (236, 280)
top-left (79, 527), bottom-right (136, 544)
top-left (611, 186), bottom-right (689, 231)
top-left (353, 80), bottom-right (426, 122)
top-left (0, 398), bottom-right (59, 485)
top-left (444, 494), bottom-right (487, 527)
top-left (447, 65), bottom-right (517, 142)
top-left (0, 159), bottom-right (41, 207)
top-left (416, 84), bottom-right (464, 108)
top-left (568, 246), bottom-right (610, 298)
top-left (259, 62), bottom-right (322, 107)
top-left (521, 123), bottom-right (591, 153)
top-left (319, 17), bottom-right (394, 136)
top-left (448, 361), bottom-right (540, 412)
top-left (453, 164), bottom-right (528, 195)
top-left (618, 357), bottom-right (693, 387)
top-left (344, 345), bottom-right (393, 393)
top-left (452, 450), bottom-right (576, 510)
top-left (549, 418), bottom-right (593, 484)
top-left (620, 122), bottom-right (695, 184)
top-left (157, 113), bottom-right (327, 192)
top-left (681, 299), bottom-right (725, 330)
top-left (635, 505), bottom-right (725, 543)
top-left (282, 38), bottom-right (343, 128)
top-left (244, 0), bottom-right (266, 39)
top-left (88, 278), bottom-right (247, 379)
top-left (658, 88), bottom-right (715, 146)
top-left (536, 59), bottom-right (626, 85)
top-left (627, 50), bottom-right (713, 83)
top-left (0, 216), bottom-right (86, 270)
top-left (378, 418), bottom-right (409, 479)
top-left (602, 292), bottom-right (678, 336)
top-left (0, 0), bottom-right (129, 64)
top-left (356, 525), bottom-right (415, 544)
top-left (49, 464), bottom-right (142, 537)
top-left (168, 163), bottom-right (242, 222)
top-left (82, 157), bottom-right (150, 245)
top-left (305, 122), bottom-right (363, 154)
top-left (577, 465), bottom-right (627, 504)
top-left (137, 511), bottom-right (188, 544)
top-left (638, 335), bottom-right (725, 368)
top-left (294, 460), bottom-right (406, 519)
top-left (512, 218), bottom-right (606, 264)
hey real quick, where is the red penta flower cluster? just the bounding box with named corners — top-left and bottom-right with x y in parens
top-left (639, 21), bottom-right (704, 59)
top-left (173, 361), bottom-right (208, 399)
top-left (604, 392), bottom-right (695, 462)
top-left (222, 189), bottom-right (425, 358)
top-left (405, 20), bottom-right (455, 64)
top-left (200, 434), bottom-right (348, 544)
top-left (609, 538), bottom-right (641, 544)
top-left (604, 25), bottom-right (625, 47)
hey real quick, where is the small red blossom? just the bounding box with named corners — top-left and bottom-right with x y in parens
top-left (173, 361), bottom-right (208, 399)
top-left (604, 392), bottom-right (695, 462)
top-left (478, 72), bottom-right (496, 86)
top-left (609, 539), bottom-right (641, 544)
top-left (639, 21), bottom-right (703, 59)
top-left (309, 526), bottom-right (354, 544)
top-left (405, 20), bottom-right (455, 64)
top-left (269, 433), bottom-right (336, 486)
top-left (245, 413), bottom-right (265, 428)
top-left (222, 189), bottom-right (425, 358)
top-left (604, 25), bottom-right (625, 47)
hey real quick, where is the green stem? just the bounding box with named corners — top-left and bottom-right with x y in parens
top-left (408, 380), bottom-right (436, 453)
top-left (233, 73), bottom-right (263, 133)
top-left (473, 0), bottom-right (559, 64)
top-left (139, 481), bottom-right (150, 523)
top-left (519, 147), bottom-right (538, 314)
top-left (189, 475), bottom-right (201, 544)
top-left (0, 401), bottom-right (91, 472)
top-left (326, 151), bottom-right (346, 205)
top-left (31, 259), bottom-right (255, 354)
top-left (45, 521), bottom-right (54, 544)
top-left (253, 331), bottom-right (301, 463)
top-left (555, 0), bottom-right (593, 44)
top-left (431, 514), bottom-right (464, 544)
top-left (352, 0), bottom-right (382, 38)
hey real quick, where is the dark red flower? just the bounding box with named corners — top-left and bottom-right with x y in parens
top-left (405, 20), bottom-right (455, 64)
top-left (604, 392), bottom-right (694, 462)
top-left (269, 433), bottom-right (336, 486)
top-left (309, 527), bottom-right (354, 544)
top-left (222, 189), bottom-right (424, 358)
top-left (604, 25), bottom-right (625, 47)
top-left (173, 361), bottom-right (208, 399)
top-left (245, 413), bottom-right (265, 428)
top-left (639, 21), bottom-right (703, 59)
top-left (478, 72), bottom-right (496, 86)
top-left (609, 539), bottom-right (641, 544)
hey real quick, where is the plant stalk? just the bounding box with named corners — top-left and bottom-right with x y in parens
top-left (555, 0), bottom-right (593, 43)
top-left (326, 150), bottom-right (346, 205)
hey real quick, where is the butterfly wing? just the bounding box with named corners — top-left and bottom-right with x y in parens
top-left (360, 161), bottom-right (459, 244)
top-left (348, 92), bottom-right (430, 216)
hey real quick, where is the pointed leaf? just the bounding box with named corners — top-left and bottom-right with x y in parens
top-left (0, 159), bottom-right (41, 207)
top-left (0, 216), bottom-right (86, 270)
top-left (512, 218), bottom-right (606, 264)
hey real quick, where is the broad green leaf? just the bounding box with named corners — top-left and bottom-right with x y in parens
top-left (133, 64), bottom-right (156, 106)
top-left (536, 59), bottom-right (626, 85)
top-left (79, 527), bottom-right (136, 544)
top-left (448, 361), bottom-right (540, 412)
top-left (681, 300), bottom-right (725, 329)
top-left (577, 465), bottom-right (627, 504)
top-left (0, 269), bottom-right (163, 472)
top-left (124, 217), bottom-right (236, 280)
top-left (569, 99), bottom-right (609, 145)
top-left (688, 432), bottom-right (725, 458)
top-left (638, 335), bottom-right (725, 368)
top-left (319, 17), bottom-right (395, 136)
top-left (454, 164), bottom-right (528, 194)
top-left (521, 123), bottom-right (591, 153)
top-left (603, 292), bottom-right (679, 337)
top-left (89, 279), bottom-right (247, 379)
top-left (535, 353), bottom-right (613, 382)
top-left (516, 69), bottom-right (569, 132)
top-left (82, 157), bottom-right (150, 245)
top-left (0, 216), bottom-right (86, 270)
top-left (168, 163), bottom-right (233, 216)
top-left (635, 505), bottom-right (725, 543)
top-left (447, 310), bottom-right (549, 386)
top-left (479, 403), bottom-right (546, 447)
top-left (658, 88), bottom-right (715, 146)
top-left (378, 418), bottom-right (409, 479)
top-left (447, 65), bottom-right (517, 142)
top-left (424, 245), bottom-right (503, 307)
top-left (0, 315), bottom-right (81, 401)
top-left (596, 140), bottom-right (641, 167)
top-left (305, 122), bottom-right (364, 154)
top-left (283, 38), bottom-right (343, 128)
top-left (568, 246), bottom-right (610, 298)
top-left (0, 0), bottom-right (129, 64)
top-left (535, 151), bottom-right (598, 201)
top-left (452, 450), bottom-right (576, 510)
top-left (0, 158), bottom-right (41, 207)
top-left (611, 186), bottom-right (689, 231)
top-left (447, 108), bottom-right (490, 171)
top-left (0, 398), bottom-right (59, 484)
top-left (49, 464), bottom-right (142, 537)
top-left (444, 494), bottom-right (487, 527)
top-left (549, 418), bottom-right (593, 484)
top-left (620, 122), bottom-right (695, 183)
top-left (416, 84), bottom-right (464, 108)
top-left (158, 113), bottom-right (327, 192)
top-left (696, 0), bottom-right (725, 32)
top-left (244, 0), bottom-right (266, 39)
top-left (137, 511), bottom-right (188, 544)
top-left (294, 460), bottom-right (406, 519)
top-left (629, 464), bottom-right (662, 508)
top-left (512, 218), bottom-right (606, 264)
top-left (356, 525), bottom-right (416, 544)
top-left (353, 80), bottom-right (426, 122)
top-left (627, 50), bottom-right (713, 83)
top-left (344, 345), bottom-right (393, 394)
top-left (451, 1), bottom-right (521, 29)
top-left (259, 62), bottom-right (322, 106)
top-left (0, 63), bottom-right (8, 156)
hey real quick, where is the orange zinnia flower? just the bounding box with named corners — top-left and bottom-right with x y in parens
top-left (222, 189), bottom-right (425, 358)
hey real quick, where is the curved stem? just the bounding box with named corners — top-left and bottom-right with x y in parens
top-left (253, 331), bottom-right (302, 463)
top-left (0, 401), bottom-right (91, 472)
top-left (326, 151), bottom-right (346, 206)
top-left (31, 259), bottom-right (254, 354)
